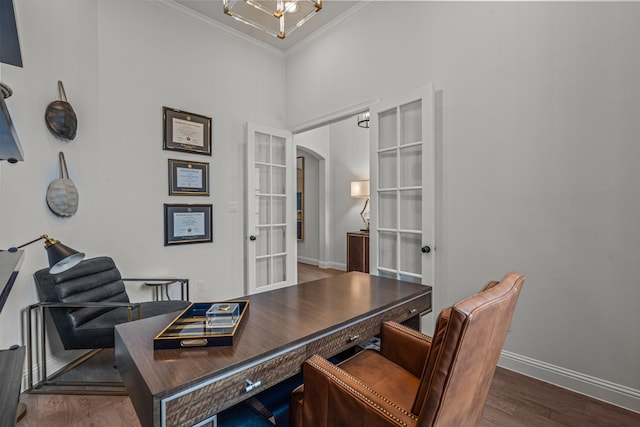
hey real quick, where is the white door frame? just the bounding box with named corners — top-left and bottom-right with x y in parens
top-left (290, 100), bottom-right (376, 271)
top-left (245, 122), bottom-right (296, 294)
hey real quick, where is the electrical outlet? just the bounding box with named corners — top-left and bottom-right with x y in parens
top-left (198, 280), bottom-right (205, 292)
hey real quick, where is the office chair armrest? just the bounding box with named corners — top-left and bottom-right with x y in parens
top-left (30, 301), bottom-right (141, 310)
top-left (28, 301), bottom-right (142, 321)
top-left (379, 321), bottom-right (431, 378)
top-left (298, 355), bottom-right (418, 427)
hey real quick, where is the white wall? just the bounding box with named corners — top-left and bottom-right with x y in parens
top-left (295, 117), bottom-right (369, 270)
top-left (296, 148), bottom-right (320, 264)
top-left (328, 118), bottom-right (369, 268)
top-left (287, 1), bottom-right (640, 411)
top-left (0, 0), bottom-right (286, 354)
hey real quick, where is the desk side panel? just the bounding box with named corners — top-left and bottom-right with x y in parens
top-left (115, 328), bottom-right (156, 427)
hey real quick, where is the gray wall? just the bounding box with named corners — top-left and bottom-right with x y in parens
top-left (286, 1), bottom-right (640, 410)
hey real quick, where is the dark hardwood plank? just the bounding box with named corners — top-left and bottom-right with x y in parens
top-left (19, 367), bottom-right (640, 426)
top-left (297, 262), bottom-right (343, 283)
top-left (484, 368), bottom-right (640, 427)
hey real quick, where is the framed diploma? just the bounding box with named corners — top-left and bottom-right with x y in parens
top-left (168, 159), bottom-right (209, 196)
top-left (164, 204), bottom-right (213, 246)
top-left (163, 107), bottom-right (212, 156)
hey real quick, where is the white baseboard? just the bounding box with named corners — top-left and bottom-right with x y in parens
top-left (499, 350), bottom-right (640, 414)
top-left (297, 257), bottom-right (347, 271)
top-left (297, 256), bottom-right (319, 266)
top-left (326, 262), bottom-right (346, 271)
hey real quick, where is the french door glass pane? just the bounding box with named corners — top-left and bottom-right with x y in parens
top-left (379, 151), bottom-right (397, 189)
top-left (256, 258), bottom-right (270, 287)
top-left (272, 136), bottom-right (286, 166)
top-left (256, 132), bottom-right (270, 163)
top-left (257, 164), bottom-right (270, 193)
top-left (273, 255), bottom-right (286, 283)
top-left (257, 196), bottom-right (270, 224)
top-left (272, 165), bottom-right (286, 194)
top-left (400, 100), bottom-right (422, 145)
top-left (399, 145), bottom-right (422, 187)
top-left (379, 231), bottom-right (397, 271)
top-left (272, 226), bottom-right (286, 253)
top-left (379, 191), bottom-right (397, 229)
top-left (256, 227), bottom-right (270, 256)
top-left (378, 108), bottom-right (397, 150)
top-left (400, 233), bottom-right (422, 275)
top-left (400, 190), bottom-right (421, 231)
top-left (272, 196), bottom-right (286, 224)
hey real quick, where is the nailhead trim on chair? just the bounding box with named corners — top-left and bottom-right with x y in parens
top-left (308, 356), bottom-right (418, 426)
top-left (384, 321), bottom-right (432, 342)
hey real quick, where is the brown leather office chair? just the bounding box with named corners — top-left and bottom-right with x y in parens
top-left (290, 272), bottom-right (525, 427)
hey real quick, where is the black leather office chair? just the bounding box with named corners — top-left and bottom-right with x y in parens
top-left (27, 256), bottom-right (190, 394)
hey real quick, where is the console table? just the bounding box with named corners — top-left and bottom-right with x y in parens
top-left (347, 231), bottom-right (369, 273)
top-left (115, 272), bottom-right (431, 427)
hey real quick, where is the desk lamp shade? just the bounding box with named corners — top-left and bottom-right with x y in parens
top-left (46, 240), bottom-right (84, 274)
top-left (8, 235), bottom-right (84, 274)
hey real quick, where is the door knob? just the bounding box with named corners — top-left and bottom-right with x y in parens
top-left (421, 245), bottom-right (431, 253)
top-left (249, 235), bottom-right (257, 241)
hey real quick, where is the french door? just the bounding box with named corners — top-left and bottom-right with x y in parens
top-left (370, 85), bottom-right (435, 305)
top-left (245, 123), bottom-right (296, 294)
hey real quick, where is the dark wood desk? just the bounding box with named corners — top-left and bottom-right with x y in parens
top-left (115, 272), bottom-right (431, 427)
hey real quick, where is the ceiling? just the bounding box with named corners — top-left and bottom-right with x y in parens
top-left (173, 0), bottom-right (362, 51)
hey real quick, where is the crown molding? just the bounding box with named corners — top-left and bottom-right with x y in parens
top-left (156, 0), bottom-right (286, 58)
top-left (285, 1), bottom-right (370, 57)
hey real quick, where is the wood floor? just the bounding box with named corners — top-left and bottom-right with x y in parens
top-left (17, 264), bottom-right (640, 426)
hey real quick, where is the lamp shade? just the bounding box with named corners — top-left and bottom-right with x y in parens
top-left (7, 235), bottom-right (84, 274)
top-left (351, 180), bottom-right (370, 198)
top-left (46, 241), bottom-right (84, 274)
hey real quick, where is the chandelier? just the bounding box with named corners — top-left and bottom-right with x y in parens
top-left (223, 0), bottom-right (323, 40)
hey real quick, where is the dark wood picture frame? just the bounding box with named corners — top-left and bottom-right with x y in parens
top-left (168, 159), bottom-right (209, 196)
top-left (163, 107), bottom-right (212, 156)
top-left (164, 204), bottom-right (213, 246)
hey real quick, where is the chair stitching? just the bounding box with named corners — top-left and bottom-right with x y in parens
top-left (308, 358), bottom-right (418, 426)
top-left (386, 322), bottom-right (431, 342)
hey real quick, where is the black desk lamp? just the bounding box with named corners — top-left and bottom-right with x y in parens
top-left (2, 236), bottom-right (83, 422)
top-left (8, 234), bottom-right (84, 274)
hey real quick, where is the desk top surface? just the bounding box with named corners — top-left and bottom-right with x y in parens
top-left (115, 272), bottom-right (431, 398)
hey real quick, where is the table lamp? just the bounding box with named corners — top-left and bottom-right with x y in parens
top-left (350, 180), bottom-right (370, 231)
top-left (7, 234), bottom-right (84, 274)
